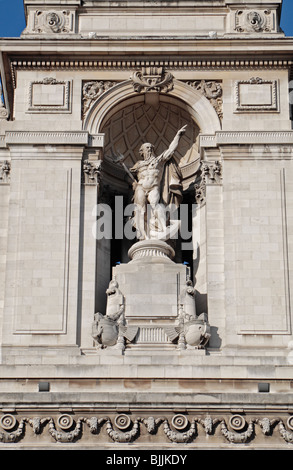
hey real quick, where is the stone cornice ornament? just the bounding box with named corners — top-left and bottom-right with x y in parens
top-left (10, 59), bottom-right (292, 89)
top-left (0, 413), bottom-right (292, 445)
top-left (130, 67), bottom-right (174, 93)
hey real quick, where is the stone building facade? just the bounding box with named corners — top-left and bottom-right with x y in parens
top-left (0, 0), bottom-right (293, 449)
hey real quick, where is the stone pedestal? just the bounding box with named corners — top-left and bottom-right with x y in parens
top-left (111, 239), bottom-right (188, 350)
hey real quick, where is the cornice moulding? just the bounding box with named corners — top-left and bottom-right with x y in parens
top-left (5, 131), bottom-right (89, 146)
top-left (200, 131), bottom-right (293, 148)
top-left (1, 36), bottom-right (293, 50)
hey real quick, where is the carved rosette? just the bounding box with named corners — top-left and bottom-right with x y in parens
top-left (31, 10), bottom-right (75, 34)
top-left (235, 9), bottom-right (273, 33)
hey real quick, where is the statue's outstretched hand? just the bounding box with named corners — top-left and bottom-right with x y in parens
top-left (177, 124), bottom-right (187, 136)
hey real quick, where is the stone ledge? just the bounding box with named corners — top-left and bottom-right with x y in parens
top-left (0, 391), bottom-right (292, 408)
top-left (5, 131), bottom-right (89, 146)
top-left (0, 361), bottom-right (291, 379)
top-left (200, 131), bottom-right (293, 148)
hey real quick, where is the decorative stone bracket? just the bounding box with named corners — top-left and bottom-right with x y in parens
top-left (83, 159), bottom-right (102, 185)
top-left (130, 67), bottom-right (174, 93)
top-left (0, 80), bottom-right (9, 121)
top-left (195, 160), bottom-right (222, 204)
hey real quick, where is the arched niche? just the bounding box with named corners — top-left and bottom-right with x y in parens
top-left (84, 79), bottom-right (220, 309)
top-left (83, 79), bottom-right (221, 191)
top-left (84, 79), bottom-right (221, 136)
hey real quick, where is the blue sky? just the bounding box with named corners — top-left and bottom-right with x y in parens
top-left (0, 0), bottom-right (292, 37)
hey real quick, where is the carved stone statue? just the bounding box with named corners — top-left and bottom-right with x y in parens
top-left (165, 277), bottom-right (211, 350)
top-left (178, 277), bottom-right (197, 322)
top-left (92, 278), bottom-right (138, 350)
top-left (112, 125), bottom-right (187, 241)
top-left (129, 124), bottom-right (187, 240)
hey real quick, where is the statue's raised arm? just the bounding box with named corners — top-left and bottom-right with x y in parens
top-left (159, 125), bottom-right (187, 162)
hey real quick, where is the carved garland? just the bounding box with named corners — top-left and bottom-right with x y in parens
top-left (0, 413), bottom-right (292, 445)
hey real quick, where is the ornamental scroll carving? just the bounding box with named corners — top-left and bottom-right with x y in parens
top-left (0, 413), bottom-right (292, 445)
top-left (130, 67), bottom-right (174, 93)
top-left (185, 80), bottom-right (223, 120)
top-left (235, 9), bottom-right (274, 33)
top-left (82, 81), bottom-right (117, 118)
top-left (31, 10), bottom-right (75, 34)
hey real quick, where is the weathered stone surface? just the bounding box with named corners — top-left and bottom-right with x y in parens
top-left (0, 0), bottom-right (293, 449)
